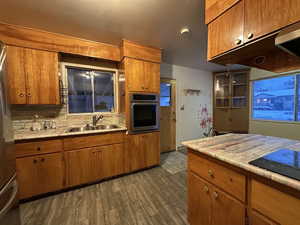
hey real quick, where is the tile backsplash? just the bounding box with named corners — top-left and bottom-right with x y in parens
top-left (11, 104), bottom-right (125, 133)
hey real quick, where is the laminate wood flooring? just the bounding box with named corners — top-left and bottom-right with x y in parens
top-left (20, 152), bottom-right (188, 225)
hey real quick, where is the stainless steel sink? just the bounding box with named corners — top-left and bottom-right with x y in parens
top-left (66, 124), bottom-right (120, 133)
top-left (66, 127), bottom-right (84, 133)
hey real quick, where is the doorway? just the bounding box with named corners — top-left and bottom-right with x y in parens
top-left (160, 78), bottom-right (176, 153)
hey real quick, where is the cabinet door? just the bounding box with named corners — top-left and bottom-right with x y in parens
top-left (214, 108), bottom-right (231, 132)
top-left (211, 186), bottom-right (245, 225)
top-left (188, 173), bottom-right (212, 225)
top-left (37, 153), bottom-right (64, 195)
top-left (251, 211), bottom-right (279, 225)
top-left (125, 134), bottom-right (146, 172)
top-left (144, 132), bottom-right (160, 167)
top-left (16, 153), bottom-right (64, 199)
top-left (65, 148), bottom-right (93, 187)
top-left (92, 144), bottom-right (124, 179)
top-left (244, 0), bottom-right (300, 43)
top-left (144, 61), bottom-right (160, 93)
top-left (207, 0), bottom-right (244, 59)
top-left (6, 46), bottom-right (27, 104)
top-left (25, 48), bottom-right (59, 105)
top-left (16, 156), bottom-right (40, 199)
top-left (125, 58), bottom-right (145, 92)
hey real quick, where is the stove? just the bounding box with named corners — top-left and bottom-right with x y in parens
top-left (249, 149), bottom-right (300, 181)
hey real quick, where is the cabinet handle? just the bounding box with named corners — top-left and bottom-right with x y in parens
top-left (213, 191), bottom-right (219, 199)
top-left (33, 159), bottom-right (37, 164)
top-left (203, 185), bottom-right (209, 193)
top-left (235, 39), bottom-right (242, 45)
top-left (19, 93), bottom-right (24, 97)
top-left (27, 93), bottom-right (31, 97)
top-left (208, 169), bottom-right (214, 178)
top-left (37, 147), bottom-right (41, 151)
top-left (247, 33), bottom-right (254, 39)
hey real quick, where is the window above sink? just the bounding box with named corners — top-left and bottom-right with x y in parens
top-left (61, 62), bottom-right (119, 114)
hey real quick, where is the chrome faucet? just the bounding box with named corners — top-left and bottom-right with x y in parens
top-left (92, 114), bottom-right (104, 127)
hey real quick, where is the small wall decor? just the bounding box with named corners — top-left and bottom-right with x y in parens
top-left (183, 89), bottom-right (201, 96)
top-left (198, 104), bottom-right (213, 137)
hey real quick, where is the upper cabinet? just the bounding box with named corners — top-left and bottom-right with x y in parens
top-left (6, 46), bottom-right (60, 105)
top-left (244, 0), bottom-right (300, 43)
top-left (207, 1), bottom-right (244, 60)
top-left (124, 57), bottom-right (160, 93)
top-left (206, 0), bottom-right (300, 61)
top-left (205, 0), bottom-right (240, 24)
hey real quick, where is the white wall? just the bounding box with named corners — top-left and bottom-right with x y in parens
top-left (249, 68), bottom-right (300, 140)
top-left (160, 63), bottom-right (213, 148)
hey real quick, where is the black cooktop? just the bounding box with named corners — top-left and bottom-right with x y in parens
top-left (249, 149), bottom-right (300, 181)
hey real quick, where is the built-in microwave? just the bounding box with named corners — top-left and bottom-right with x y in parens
top-left (129, 93), bottom-right (159, 133)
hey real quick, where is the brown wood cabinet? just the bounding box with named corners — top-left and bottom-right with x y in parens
top-left (125, 132), bottom-right (160, 172)
top-left (213, 70), bottom-right (249, 133)
top-left (91, 143), bottom-right (125, 180)
top-left (188, 149), bottom-right (300, 225)
top-left (244, 0), bottom-right (300, 43)
top-left (207, 0), bottom-right (244, 59)
top-left (124, 57), bottom-right (160, 93)
top-left (6, 45), bottom-right (60, 105)
top-left (205, 0), bottom-right (241, 24)
top-left (65, 148), bottom-right (93, 187)
top-left (251, 211), bottom-right (279, 225)
top-left (188, 172), bottom-right (245, 225)
top-left (206, 0), bottom-right (300, 60)
top-left (16, 153), bottom-right (64, 199)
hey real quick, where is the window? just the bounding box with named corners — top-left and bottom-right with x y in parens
top-left (252, 74), bottom-right (300, 121)
top-left (65, 65), bottom-right (116, 114)
top-left (160, 82), bottom-right (171, 106)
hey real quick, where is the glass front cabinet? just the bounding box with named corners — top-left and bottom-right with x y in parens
top-left (213, 70), bottom-right (249, 133)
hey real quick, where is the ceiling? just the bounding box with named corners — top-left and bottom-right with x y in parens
top-left (0, 0), bottom-right (229, 71)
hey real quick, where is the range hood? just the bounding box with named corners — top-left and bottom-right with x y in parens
top-left (276, 22), bottom-right (300, 57)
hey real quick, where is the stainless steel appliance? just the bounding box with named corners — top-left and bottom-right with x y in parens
top-left (0, 42), bottom-right (21, 225)
top-left (130, 93), bottom-right (159, 133)
top-left (276, 22), bottom-right (300, 57)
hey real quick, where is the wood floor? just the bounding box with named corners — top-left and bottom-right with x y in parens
top-left (20, 152), bottom-right (188, 225)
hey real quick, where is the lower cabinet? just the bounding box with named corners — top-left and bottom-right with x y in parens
top-left (125, 132), bottom-right (160, 172)
top-left (188, 173), bottom-right (245, 225)
top-left (16, 131), bottom-right (159, 199)
top-left (16, 153), bottom-right (64, 199)
top-left (66, 143), bottom-right (125, 187)
top-left (65, 148), bottom-right (94, 187)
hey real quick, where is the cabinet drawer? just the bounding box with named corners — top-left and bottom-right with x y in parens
top-left (15, 139), bottom-right (63, 157)
top-left (63, 132), bottom-right (125, 151)
top-left (251, 180), bottom-right (300, 225)
top-left (188, 151), bottom-right (246, 202)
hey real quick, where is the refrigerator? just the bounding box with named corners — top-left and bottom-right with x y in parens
top-left (0, 42), bottom-right (21, 225)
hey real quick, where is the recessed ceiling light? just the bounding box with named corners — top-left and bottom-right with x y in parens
top-left (180, 27), bottom-right (190, 35)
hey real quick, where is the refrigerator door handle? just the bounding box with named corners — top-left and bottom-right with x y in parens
top-left (0, 179), bottom-right (18, 220)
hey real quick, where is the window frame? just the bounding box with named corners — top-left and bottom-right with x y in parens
top-left (61, 62), bottom-right (119, 115)
top-left (250, 72), bottom-right (300, 123)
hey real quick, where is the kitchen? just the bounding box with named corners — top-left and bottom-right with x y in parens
top-left (0, 1), bottom-right (300, 225)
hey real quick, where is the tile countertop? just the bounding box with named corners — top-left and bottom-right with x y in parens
top-left (182, 133), bottom-right (300, 192)
top-left (14, 126), bottom-right (127, 141)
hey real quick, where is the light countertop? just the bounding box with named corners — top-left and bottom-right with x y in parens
top-left (14, 126), bottom-right (127, 141)
top-left (182, 133), bottom-right (300, 191)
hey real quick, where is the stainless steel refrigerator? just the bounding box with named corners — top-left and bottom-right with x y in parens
top-left (0, 42), bottom-right (21, 225)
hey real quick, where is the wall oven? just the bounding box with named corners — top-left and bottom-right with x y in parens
top-left (130, 93), bottom-right (159, 133)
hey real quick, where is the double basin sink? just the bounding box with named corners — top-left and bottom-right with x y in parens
top-left (66, 124), bottom-right (120, 133)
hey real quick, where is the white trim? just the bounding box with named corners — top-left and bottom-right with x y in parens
top-left (60, 62), bottom-right (119, 115)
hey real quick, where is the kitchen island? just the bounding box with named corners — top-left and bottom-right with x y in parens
top-left (182, 133), bottom-right (300, 225)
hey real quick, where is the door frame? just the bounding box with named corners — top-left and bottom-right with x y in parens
top-left (160, 78), bottom-right (176, 153)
